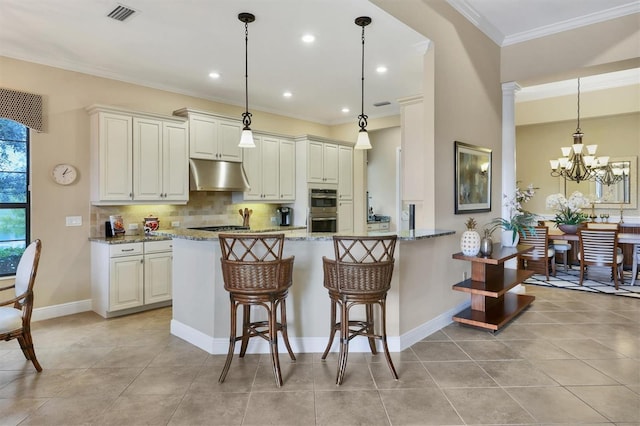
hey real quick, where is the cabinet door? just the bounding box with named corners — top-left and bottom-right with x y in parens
top-left (261, 136), bottom-right (280, 200)
top-left (133, 117), bottom-right (163, 201)
top-left (338, 145), bottom-right (353, 200)
top-left (279, 138), bottom-right (296, 201)
top-left (218, 119), bottom-right (243, 162)
top-left (323, 143), bottom-right (339, 184)
top-left (338, 200), bottom-right (354, 233)
top-left (307, 140), bottom-right (325, 183)
top-left (243, 136), bottom-right (263, 200)
top-left (189, 114), bottom-right (218, 159)
top-left (109, 255), bottom-right (144, 311)
top-left (162, 121), bottom-right (189, 201)
top-left (99, 113), bottom-right (133, 201)
top-left (144, 252), bottom-right (172, 304)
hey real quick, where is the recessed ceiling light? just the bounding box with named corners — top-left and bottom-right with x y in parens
top-left (208, 72), bottom-right (220, 79)
top-left (376, 66), bottom-right (387, 74)
top-left (301, 34), bottom-right (315, 43)
top-left (341, 107), bottom-right (350, 113)
top-left (283, 91), bottom-right (292, 98)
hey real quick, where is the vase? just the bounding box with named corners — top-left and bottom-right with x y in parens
top-left (480, 236), bottom-right (493, 257)
top-left (461, 230), bottom-right (481, 256)
top-left (557, 224), bottom-right (579, 234)
top-left (501, 230), bottom-right (520, 247)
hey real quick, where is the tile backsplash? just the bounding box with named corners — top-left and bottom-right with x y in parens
top-left (90, 192), bottom-right (280, 237)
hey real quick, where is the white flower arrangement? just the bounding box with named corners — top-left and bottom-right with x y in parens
top-left (545, 191), bottom-right (590, 225)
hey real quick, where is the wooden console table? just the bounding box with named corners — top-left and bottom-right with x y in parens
top-left (452, 244), bottom-right (535, 331)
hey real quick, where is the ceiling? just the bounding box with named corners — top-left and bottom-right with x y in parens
top-left (0, 0), bottom-right (638, 126)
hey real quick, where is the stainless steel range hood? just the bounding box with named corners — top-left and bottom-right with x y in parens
top-left (189, 159), bottom-right (250, 192)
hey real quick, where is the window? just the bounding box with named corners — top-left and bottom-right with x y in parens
top-left (0, 118), bottom-right (30, 277)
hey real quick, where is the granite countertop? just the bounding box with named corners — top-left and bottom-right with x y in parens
top-left (151, 227), bottom-right (455, 242)
top-left (88, 235), bottom-right (172, 244)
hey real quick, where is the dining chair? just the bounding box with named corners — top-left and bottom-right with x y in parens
top-left (218, 233), bottom-right (295, 387)
top-left (578, 229), bottom-right (624, 289)
top-left (540, 220), bottom-right (572, 271)
top-left (321, 235), bottom-right (398, 385)
top-left (0, 240), bottom-right (43, 372)
top-left (631, 243), bottom-right (639, 286)
top-left (518, 226), bottom-right (555, 280)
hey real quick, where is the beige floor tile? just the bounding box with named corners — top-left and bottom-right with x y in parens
top-left (92, 345), bottom-right (158, 368)
top-left (441, 323), bottom-right (496, 341)
top-left (252, 361), bottom-right (314, 391)
top-left (0, 398), bottom-right (48, 426)
top-left (146, 341), bottom-right (209, 367)
top-left (123, 365), bottom-right (200, 396)
top-left (0, 368), bottom-right (85, 398)
top-left (456, 340), bottom-right (522, 360)
top-left (526, 323), bottom-right (592, 339)
top-left (97, 394), bottom-right (182, 425)
top-left (315, 389), bottom-right (389, 425)
top-left (32, 346), bottom-right (109, 369)
top-left (379, 388), bottom-right (463, 425)
top-left (370, 361), bottom-right (436, 389)
top-left (410, 341), bottom-right (470, 362)
top-left (568, 385), bottom-right (640, 423)
top-left (512, 311), bottom-right (559, 324)
top-left (423, 361), bottom-right (497, 388)
top-left (532, 359), bottom-right (619, 385)
top-left (443, 387), bottom-right (535, 424)
top-left (506, 386), bottom-right (610, 423)
top-left (19, 396), bottom-right (116, 425)
top-left (552, 338), bottom-right (628, 359)
top-left (420, 330), bottom-right (451, 341)
top-left (501, 339), bottom-right (575, 359)
top-left (243, 390), bottom-right (315, 425)
top-left (168, 392), bottom-right (249, 425)
top-left (313, 361), bottom-right (376, 390)
top-left (476, 360), bottom-right (559, 386)
top-left (542, 310), bottom-right (601, 323)
top-left (189, 361), bottom-right (257, 393)
top-left (58, 367), bottom-right (142, 397)
top-left (364, 348), bottom-right (418, 363)
top-left (594, 337), bottom-right (640, 359)
top-left (494, 323), bottom-right (542, 340)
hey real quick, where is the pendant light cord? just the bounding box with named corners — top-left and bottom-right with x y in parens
top-left (242, 19), bottom-right (252, 129)
top-left (358, 22), bottom-right (368, 131)
top-left (575, 78), bottom-right (581, 134)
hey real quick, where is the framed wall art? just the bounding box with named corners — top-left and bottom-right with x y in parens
top-left (454, 141), bottom-right (491, 213)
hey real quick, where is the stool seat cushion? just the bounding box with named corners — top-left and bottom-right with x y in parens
top-left (552, 242), bottom-right (571, 251)
top-left (0, 307), bottom-right (22, 334)
top-left (577, 252), bottom-right (624, 264)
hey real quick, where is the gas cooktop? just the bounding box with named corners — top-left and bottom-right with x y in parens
top-left (188, 225), bottom-right (250, 232)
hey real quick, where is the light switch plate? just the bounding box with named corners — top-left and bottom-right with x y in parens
top-left (65, 216), bottom-right (82, 227)
top-left (171, 221), bottom-right (180, 227)
top-left (129, 223), bottom-right (139, 230)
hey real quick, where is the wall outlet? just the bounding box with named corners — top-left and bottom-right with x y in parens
top-left (128, 223), bottom-right (139, 230)
top-left (270, 216), bottom-right (278, 225)
top-left (65, 216), bottom-right (82, 227)
top-left (171, 221), bottom-right (180, 227)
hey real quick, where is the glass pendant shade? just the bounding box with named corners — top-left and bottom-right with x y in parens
top-left (238, 128), bottom-right (255, 148)
top-left (354, 129), bottom-right (372, 150)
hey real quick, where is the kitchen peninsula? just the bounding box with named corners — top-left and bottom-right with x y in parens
top-left (153, 227), bottom-right (457, 354)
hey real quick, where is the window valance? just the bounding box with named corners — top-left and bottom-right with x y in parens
top-left (0, 88), bottom-right (43, 132)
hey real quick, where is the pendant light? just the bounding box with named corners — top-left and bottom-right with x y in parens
top-left (354, 16), bottom-right (372, 150)
top-left (238, 12), bottom-right (256, 148)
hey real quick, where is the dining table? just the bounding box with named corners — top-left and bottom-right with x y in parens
top-left (549, 230), bottom-right (640, 286)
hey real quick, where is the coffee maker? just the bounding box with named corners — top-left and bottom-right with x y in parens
top-left (276, 207), bottom-right (292, 226)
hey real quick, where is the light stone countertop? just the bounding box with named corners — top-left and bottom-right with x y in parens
top-left (88, 235), bottom-right (172, 245)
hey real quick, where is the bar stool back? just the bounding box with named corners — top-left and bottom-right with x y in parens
top-left (218, 233), bottom-right (295, 387)
top-left (321, 235), bottom-right (398, 385)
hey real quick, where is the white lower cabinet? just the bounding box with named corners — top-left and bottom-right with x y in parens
top-left (366, 222), bottom-right (390, 231)
top-left (92, 240), bottom-right (173, 318)
top-left (338, 200), bottom-right (354, 233)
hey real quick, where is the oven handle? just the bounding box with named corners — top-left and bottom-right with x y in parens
top-left (311, 194), bottom-right (337, 199)
top-left (310, 217), bottom-right (337, 222)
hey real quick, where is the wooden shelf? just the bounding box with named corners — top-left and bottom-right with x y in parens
top-left (452, 269), bottom-right (534, 297)
top-left (452, 244), bottom-right (535, 331)
top-left (452, 293), bottom-right (535, 331)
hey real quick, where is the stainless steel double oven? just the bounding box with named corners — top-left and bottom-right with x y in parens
top-left (308, 188), bottom-right (337, 233)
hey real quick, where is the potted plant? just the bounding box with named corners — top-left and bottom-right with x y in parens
top-left (545, 191), bottom-right (590, 233)
top-left (486, 183), bottom-right (538, 246)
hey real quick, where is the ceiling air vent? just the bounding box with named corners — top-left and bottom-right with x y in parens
top-left (107, 4), bottom-right (137, 22)
top-left (373, 101), bottom-right (391, 107)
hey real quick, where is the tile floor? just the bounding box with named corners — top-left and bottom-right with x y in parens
top-left (0, 284), bottom-right (638, 425)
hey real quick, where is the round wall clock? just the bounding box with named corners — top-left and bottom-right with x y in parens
top-left (51, 163), bottom-right (78, 185)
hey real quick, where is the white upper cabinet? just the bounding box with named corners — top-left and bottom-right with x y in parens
top-left (243, 133), bottom-right (295, 202)
top-left (88, 105), bottom-right (188, 205)
top-left (174, 108), bottom-right (242, 162)
top-left (307, 140), bottom-right (338, 184)
top-left (338, 145), bottom-right (353, 200)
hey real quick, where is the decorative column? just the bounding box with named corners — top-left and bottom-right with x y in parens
top-left (502, 82), bottom-right (521, 272)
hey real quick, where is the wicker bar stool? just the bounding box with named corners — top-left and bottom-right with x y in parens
top-left (321, 235), bottom-right (398, 385)
top-left (218, 233), bottom-right (295, 387)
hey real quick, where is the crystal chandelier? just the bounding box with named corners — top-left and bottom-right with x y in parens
top-left (549, 78), bottom-right (600, 183)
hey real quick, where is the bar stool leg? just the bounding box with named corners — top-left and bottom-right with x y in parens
top-left (336, 301), bottom-right (350, 385)
top-left (365, 303), bottom-right (377, 354)
top-left (219, 297), bottom-right (238, 383)
top-left (268, 300), bottom-right (283, 387)
top-left (321, 299), bottom-right (338, 360)
top-left (239, 305), bottom-right (251, 357)
top-left (379, 298), bottom-right (398, 380)
top-left (279, 297), bottom-right (296, 361)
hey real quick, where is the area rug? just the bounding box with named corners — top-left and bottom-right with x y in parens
top-left (524, 268), bottom-right (640, 299)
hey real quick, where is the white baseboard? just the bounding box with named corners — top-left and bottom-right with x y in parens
top-left (170, 300), bottom-right (471, 355)
top-left (32, 299), bottom-right (92, 322)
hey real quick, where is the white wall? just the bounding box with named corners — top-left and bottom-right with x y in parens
top-left (368, 127), bottom-right (401, 230)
